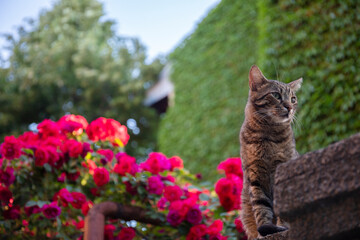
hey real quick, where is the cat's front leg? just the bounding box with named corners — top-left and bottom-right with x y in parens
top-left (247, 170), bottom-right (287, 237)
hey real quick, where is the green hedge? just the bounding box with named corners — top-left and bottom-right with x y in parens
top-left (159, 0), bottom-right (360, 180)
top-left (158, 0), bottom-right (258, 180)
top-left (260, 0), bottom-right (360, 153)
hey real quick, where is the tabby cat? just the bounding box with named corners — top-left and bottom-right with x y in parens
top-left (239, 65), bottom-right (302, 239)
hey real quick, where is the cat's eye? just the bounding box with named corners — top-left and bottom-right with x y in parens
top-left (272, 92), bottom-right (281, 100)
top-left (291, 97), bottom-right (296, 103)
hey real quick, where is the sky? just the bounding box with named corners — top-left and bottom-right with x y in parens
top-left (0, 0), bottom-right (220, 63)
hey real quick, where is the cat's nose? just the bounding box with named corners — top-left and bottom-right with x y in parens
top-left (283, 103), bottom-right (292, 112)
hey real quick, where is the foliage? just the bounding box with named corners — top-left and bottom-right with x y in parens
top-left (159, 0), bottom-right (360, 179)
top-left (0, 114), bottom-right (246, 239)
top-left (259, 0), bottom-right (360, 153)
top-left (0, 0), bottom-right (163, 158)
top-left (158, 0), bottom-right (258, 180)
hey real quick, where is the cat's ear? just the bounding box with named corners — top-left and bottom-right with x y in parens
top-left (249, 65), bottom-right (268, 91)
top-left (288, 78), bottom-right (303, 92)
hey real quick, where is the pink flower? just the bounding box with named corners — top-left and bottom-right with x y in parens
top-left (0, 167), bottom-right (15, 186)
top-left (140, 152), bottom-right (170, 174)
top-left (71, 192), bottom-right (86, 209)
top-left (164, 185), bottom-right (183, 202)
top-left (146, 175), bottom-right (164, 195)
top-left (37, 119), bottom-right (60, 139)
top-left (169, 156), bottom-right (184, 171)
top-left (217, 157), bottom-right (243, 178)
top-left (0, 136), bottom-right (22, 160)
top-left (118, 227), bottom-right (136, 240)
top-left (93, 167), bottom-right (110, 187)
top-left (42, 202), bottom-right (61, 219)
top-left (186, 205), bottom-right (203, 225)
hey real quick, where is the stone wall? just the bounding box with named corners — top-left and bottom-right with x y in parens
top-left (264, 133), bottom-right (360, 240)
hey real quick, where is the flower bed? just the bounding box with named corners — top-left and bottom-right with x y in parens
top-left (0, 115), bottom-right (246, 239)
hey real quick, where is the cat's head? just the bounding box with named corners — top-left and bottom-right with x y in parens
top-left (248, 65), bottom-right (302, 124)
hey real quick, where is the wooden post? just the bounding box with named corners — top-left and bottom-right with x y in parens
top-left (84, 201), bottom-right (164, 240)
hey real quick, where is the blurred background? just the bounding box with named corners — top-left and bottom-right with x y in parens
top-left (0, 0), bottom-right (359, 181)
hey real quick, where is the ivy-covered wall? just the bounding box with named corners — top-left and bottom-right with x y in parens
top-left (260, 0), bottom-right (360, 153)
top-left (158, 0), bottom-right (257, 180)
top-left (159, 0), bottom-right (360, 180)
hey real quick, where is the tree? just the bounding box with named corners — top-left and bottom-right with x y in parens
top-left (0, 0), bottom-right (163, 156)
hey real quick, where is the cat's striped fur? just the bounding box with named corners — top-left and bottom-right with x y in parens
top-left (240, 65), bottom-right (302, 239)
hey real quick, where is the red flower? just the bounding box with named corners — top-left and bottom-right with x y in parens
top-left (75, 220), bottom-right (85, 230)
top-left (86, 117), bottom-right (129, 146)
top-left (62, 139), bottom-right (83, 158)
top-left (93, 167), bottom-right (109, 187)
top-left (146, 175), bottom-right (164, 195)
top-left (169, 200), bottom-right (190, 218)
top-left (67, 171), bottom-right (80, 182)
top-left (118, 227), bottom-right (136, 240)
top-left (0, 167), bottom-right (15, 186)
top-left (140, 152), bottom-right (170, 174)
top-left (18, 131), bottom-right (39, 148)
top-left (0, 186), bottom-right (12, 203)
top-left (34, 146), bottom-right (50, 166)
top-left (71, 192), bottom-right (86, 209)
top-left (217, 157), bottom-right (243, 178)
top-left (58, 188), bottom-right (74, 206)
top-left (186, 224), bottom-right (207, 240)
top-left (157, 197), bottom-right (168, 211)
top-left (42, 202), bottom-right (61, 219)
top-left (24, 205), bottom-right (41, 216)
top-left (186, 205), bottom-right (202, 225)
top-left (46, 146), bottom-right (60, 167)
top-left (0, 136), bottom-right (22, 160)
top-left (208, 219), bottom-right (224, 235)
top-left (104, 224), bottom-right (116, 240)
top-left (58, 114), bottom-right (88, 135)
top-left (37, 119), bottom-right (60, 139)
top-left (81, 201), bottom-right (93, 216)
top-left (57, 172), bottom-right (66, 182)
top-left (166, 209), bottom-right (184, 226)
top-left (113, 154), bottom-right (137, 176)
top-left (169, 156), bottom-right (184, 171)
top-left (3, 205), bottom-right (20, 220)
top-left (164, 185), bottom-right (183, 202)
top-left (97, 149), bottom-right (114, 164)
top-left (215, 174), bottom-right (242, 211)
top-left (235, 217), bottom-right (245, 233)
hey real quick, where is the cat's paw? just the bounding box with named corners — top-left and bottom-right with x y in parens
top-left (257, 224), bottom-right (287, 237)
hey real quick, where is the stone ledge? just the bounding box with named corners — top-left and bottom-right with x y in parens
top-left (273, 133), bottom-right (360, 240)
